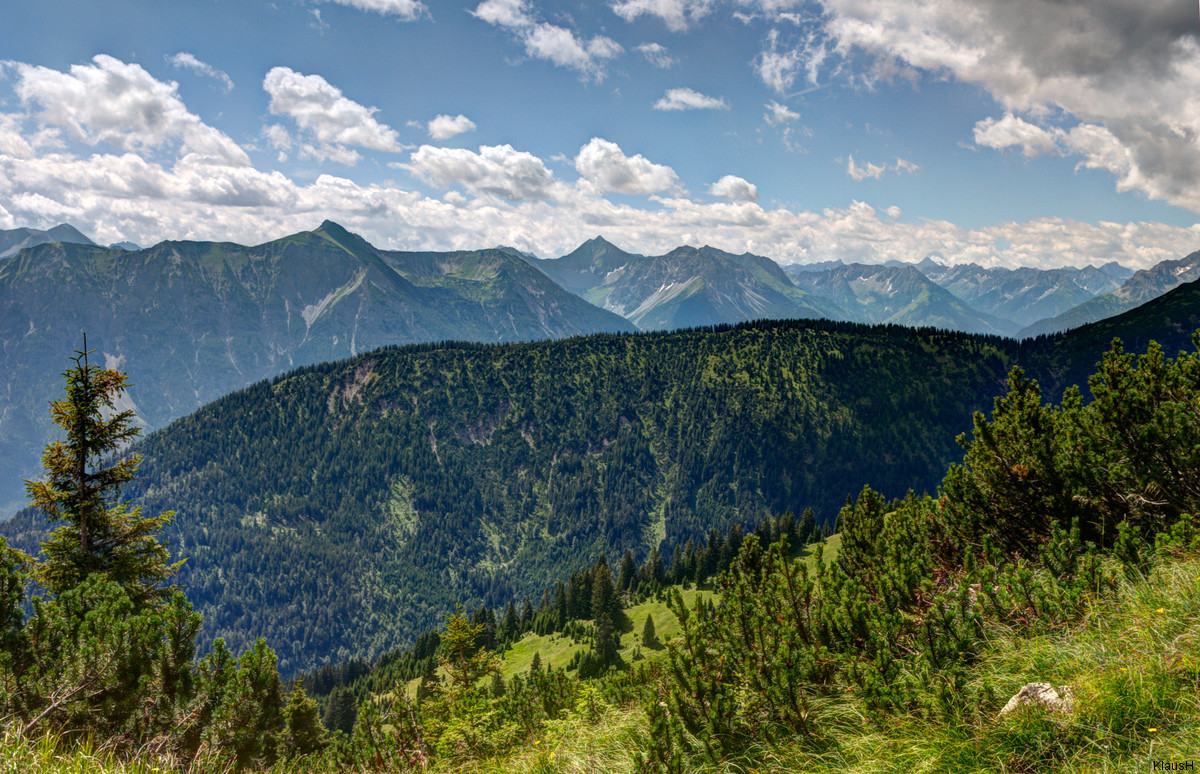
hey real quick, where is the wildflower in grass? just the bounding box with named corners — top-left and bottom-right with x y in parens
top-left (1157, 607), bottom-right (1165, 613)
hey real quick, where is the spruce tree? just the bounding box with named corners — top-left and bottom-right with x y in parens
top-left (322, 685), bottom-right (357, 736)
top-left (25, 338), bottom-right (180, 605)
top-left (520, 596), bottom-right (534, 632)
top-left (641, 613), bottom-right (659, 649)
top-left (617, 548), bottom-right (637, 593)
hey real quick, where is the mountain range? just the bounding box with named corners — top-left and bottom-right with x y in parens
top-left (524, 238), bottom-right (844, 330)
top-left (1018, 250), bottom-right (1200, 336)
top-left (912, 259), bottom-right (1132, 328)
top-left (0, 221), bottom-right (631, 513)
top-left (3, 220), bottom-right (1199, 517)
top-left (783, 262), bottom-right (1013, 335)
top-left (0, 224), bottom-right (96, 259)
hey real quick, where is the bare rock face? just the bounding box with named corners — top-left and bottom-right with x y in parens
top-left (999, 683), bottom-right (1075, 716)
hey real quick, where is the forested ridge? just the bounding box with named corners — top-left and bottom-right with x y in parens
top-left (8, 318), bottom-right (1012, 674)
top-left (7, 269), bottom-right (1200, 678)
top-left (3, 318), bottom-right (1200, 773)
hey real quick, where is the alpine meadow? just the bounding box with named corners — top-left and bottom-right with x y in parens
top-left (4, 0), bottom-right (1200, 772)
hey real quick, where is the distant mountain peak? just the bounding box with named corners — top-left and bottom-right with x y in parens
top-left (45, 223), bottom-right (97, 246)
top-left (315, 219), bottom-right (351, 236)
top-left (0, 223), bottom-right (98, 260)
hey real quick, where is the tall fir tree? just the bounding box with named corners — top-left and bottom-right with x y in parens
top-left (25, 337), bottom-right (180, 606)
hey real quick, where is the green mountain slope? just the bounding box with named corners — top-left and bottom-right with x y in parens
top-left (785, 263), bottom-right (1016, 335)
top-left (0, 222), bottom-right (633, 514)
top-left (5, 274), bottom-right (1197, 676)
top-left (3, 320), bottom-right (1019, 674)
top-left (1022, 275), bottom-right (1200, 400)
top-left (1019, 250), bottom-right (1200, 337)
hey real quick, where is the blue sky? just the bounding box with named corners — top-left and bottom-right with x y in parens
top-left (1, 0), bottom-right (1198, 268)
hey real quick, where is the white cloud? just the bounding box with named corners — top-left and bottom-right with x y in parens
top-left (815, 0), bottom-right (1200, 212)
top-left (321, 0), bottom-right (427, 20)
top-left (973, 113), bottom-right (1061, 157)
top-left (653, 87), bottom-right (729, 111)
top-left (574, 137), bottom-right (677, 195)
top-left (166, 53), bottom-right (233, 92)
top-left (610, 0), bottom-right (715, 32)
top-left (885, 205), bottom-right (902, 218)
top-left (1, 112), bottom-right (1195, 270)
top-left (973, 114), bottom-right (1142, 194)
top-left (262, 67), bottom-right (405, 162)
top-left (13, 54), bottom-right (248, 166)
top-left (428, 114), bottom-right (477, 140)
top-left (472, 0), bottom-right (622, 80)
top-left (846, 155), bottom-right (885, 181)
top-left (473, 0), bottom-right (532, 27)
top-left (636, 43), bottom-right (677, 69)
top-left (756, 27), bottom-right (826, 94)
top-left (708, 174), bottom-right (759, 201)
top-left (1, 56), bottom-right (1196, 273)
top-left (405, 143), bottom-right (561, 201)
top-left (845, 155), bottom-right (919, 181)
top-left (764, 100), bottom-right (800, 125)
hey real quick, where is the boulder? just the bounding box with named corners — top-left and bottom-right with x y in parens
top-left (999, 683), bottom-right (1075, 716)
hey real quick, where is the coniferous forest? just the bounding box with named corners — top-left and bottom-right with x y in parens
top-left (2, 307), bottom-right (1200, 771)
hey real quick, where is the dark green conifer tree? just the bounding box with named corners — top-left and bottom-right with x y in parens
top-left (281, 684), bottom-right (326, 757)
top-left (641, 613), bottom-right (660, 649)
top-left (618, 548), bottom-right (638, 594)
top-left (501, 601), bottom-right (519, 644)
top-left (25, 338), bottom-right (181, 606)
top-left (323, 685), bottom-right (357, 736)
top-left (520, 596), bottom-right (534, 632)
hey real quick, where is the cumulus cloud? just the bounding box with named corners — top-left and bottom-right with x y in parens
top-left (636, 43), bottom-right (677, 68)
top-left (166, 52), bottom-right (233, 92)
top-left (472, 0), bottom-right (622, 80)
top-left (574, 138), bottom-right (677, 195)
top-left (973, 113), bottom-right (1061, 158)
top-left (2, 107), bottom-right (1196, 269)
top-left (405, 143), bottom-right (561, 201)
top-left (610, 0), bottom-right (715, 32)
top-left (708, 175), bottom-right (759, 201)
top-left (653, 87), bottom-right (729, 111)
top-left (321, 0), bottom-right (427, 20)
top-left (262, 67), bottom-right (405, 163)
top-left (764, 100), bottom-right (800, 125)
top-left (13, 54), bottom-right (248, 166)
top-left (845, 155), bottom-right (919, 181)
top-left (428, 114), bottom-right (477, 140)
top-left (2, 56), bottom-right (1196, 273)
top-left (814, 0), bottom-right (1200, 212)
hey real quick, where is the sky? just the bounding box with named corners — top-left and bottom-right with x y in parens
top-left (1, 0), bottom-right (1199, 269)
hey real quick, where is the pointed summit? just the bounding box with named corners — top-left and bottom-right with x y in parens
top-left (315, 219), bottom-right (351, 237)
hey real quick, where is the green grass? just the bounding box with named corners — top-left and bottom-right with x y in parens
top-left (739, 554), bottom-right (1200, 774)
top-left (499, 586), bottom-right (713, 679)
top-left (0, 730), bottom-right (192, 774)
